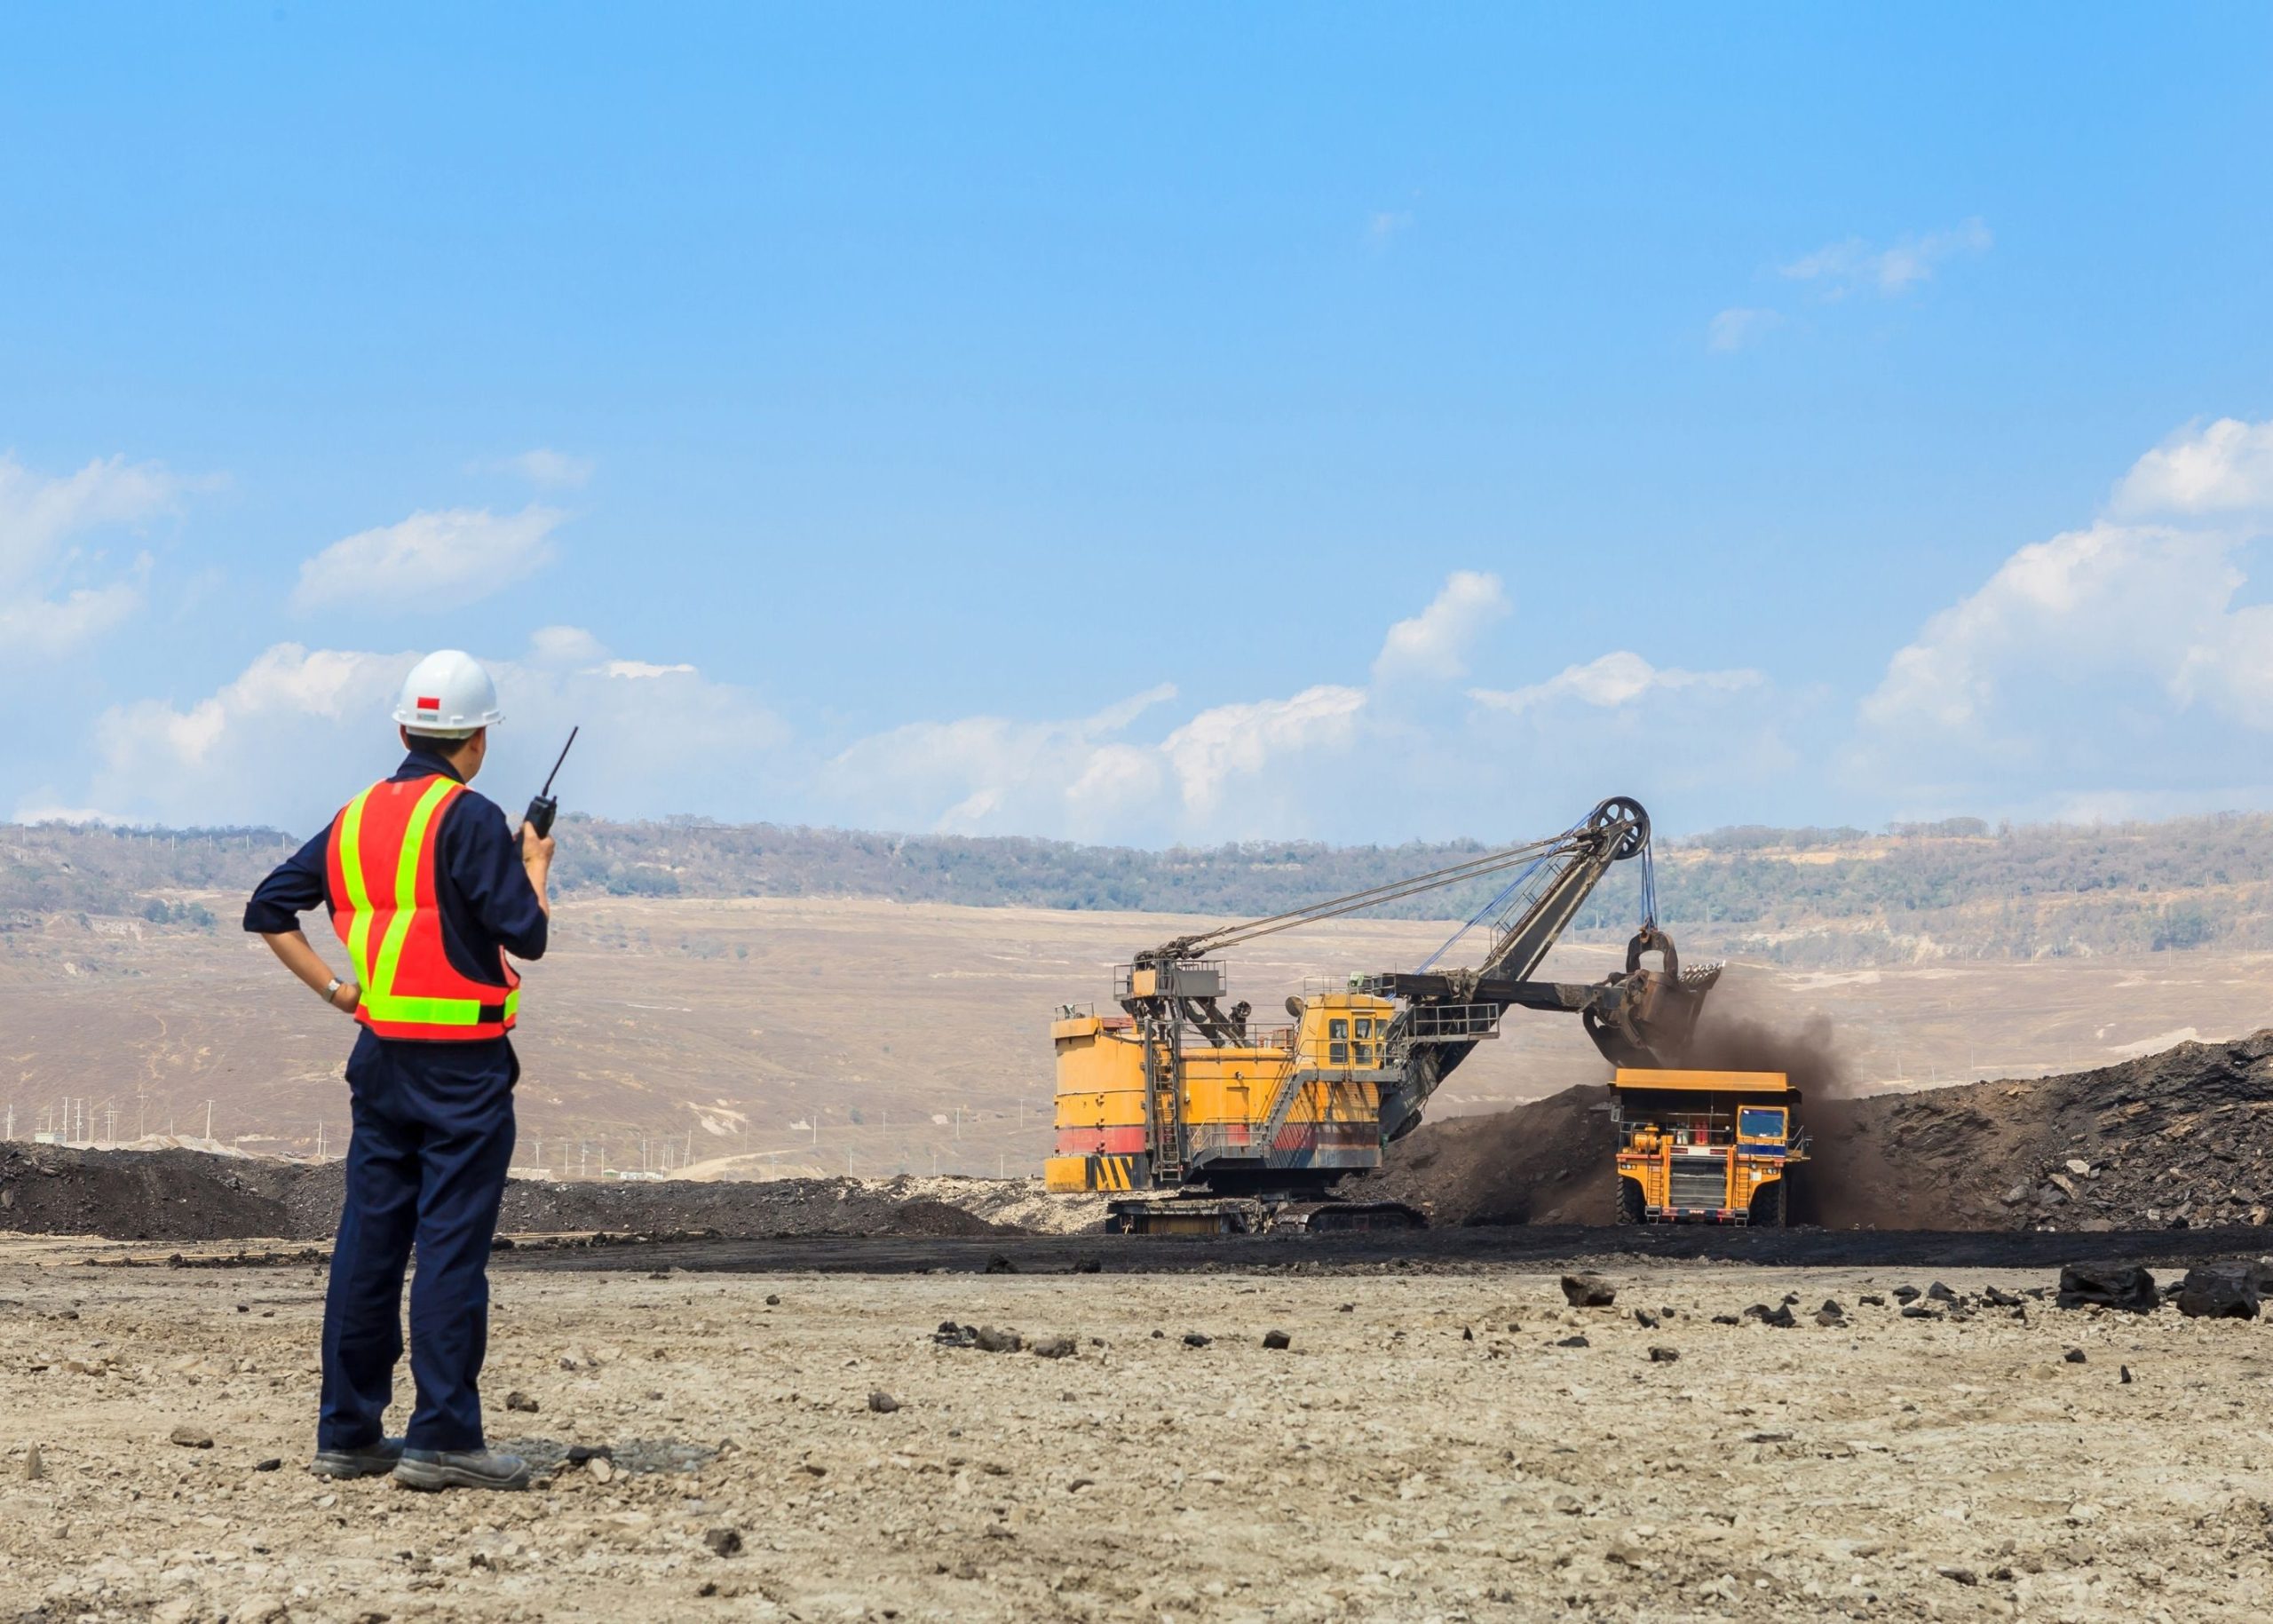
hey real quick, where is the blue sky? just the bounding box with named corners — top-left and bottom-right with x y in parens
top-left (4, 5), bottom-right (2272, 844)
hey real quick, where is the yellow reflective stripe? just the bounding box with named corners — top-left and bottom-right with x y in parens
top-left (361, 990), bottom-right (486, 1025)
top-left (369, 778), bottom-right (458, 1007)
top-left (337, 788), bottom-right (377, 988)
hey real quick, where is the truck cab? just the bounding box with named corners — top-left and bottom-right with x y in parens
top-left (1611, 1068), bottom-right (1804, 1224)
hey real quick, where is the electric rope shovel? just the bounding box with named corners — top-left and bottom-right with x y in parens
top-left (525, 726), bottom-right (578, 838)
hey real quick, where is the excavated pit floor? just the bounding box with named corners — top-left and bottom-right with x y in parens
top-left (4, 1243), bottom-right (2271, 1623)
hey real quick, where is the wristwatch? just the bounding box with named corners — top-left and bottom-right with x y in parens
top-left (322, 977), bottom-right (345, 1006)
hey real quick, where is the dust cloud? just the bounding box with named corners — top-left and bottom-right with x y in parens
top-left (1662, 970), bottom-right (1909, 1228)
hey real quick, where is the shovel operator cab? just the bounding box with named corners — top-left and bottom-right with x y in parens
top-left (1045, 796), bottom-right (1728, 1232)
top-left (1612, 1068), bottom-right (1807, 1225)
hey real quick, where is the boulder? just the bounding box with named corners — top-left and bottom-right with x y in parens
top-left (2174, 1264), bottom-right (2261, 1319)
top-left (2056, 1263), bottom-right (2158, 1313)
top-left (1559, 1273), bottom-right (1616, 1308)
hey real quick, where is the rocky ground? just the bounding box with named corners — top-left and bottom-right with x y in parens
top-left (4, 1240), bottom-right (2271, 1622)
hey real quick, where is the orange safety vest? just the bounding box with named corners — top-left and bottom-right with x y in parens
top-left (325, 775), bottom-right (521, 1041)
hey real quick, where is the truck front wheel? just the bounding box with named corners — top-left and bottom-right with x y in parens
top-left (1747, 1178), bottom-right (1786, 1227)
top-left (1617, 1178), bottom-right (1647, 1225)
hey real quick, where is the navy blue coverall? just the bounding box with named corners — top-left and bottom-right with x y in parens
top-left (244, 748), bottom-right (547, 1453)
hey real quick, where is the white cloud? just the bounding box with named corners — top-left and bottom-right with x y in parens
top-left (1781, 218), bottom-right (1991, 298)
top-left (476, 448), bottom-right (594, 489)
top-left (1160, 685), bottom-right (1369, 816)
top-left (820, 685), bottom-right (1179, 837)
top-left (1851, 415), bottom-right (2273, 814)
top-left (1470, 651), bottom-right (1763, 714)
top-left (1366, 210), bottom-right (1414, 245)
top-left (290, 504), bottom-right (562, 612)
top-left (2111, 417), bottom-right (2273, 516)
top-left (77, 630), bottom-right (787, 829)
top-left (0, 453), bottom-right (183, 659)
top-left (814, 571), bottom-right (1798, 844)
top-left (0, 581), bottom-right (146, 659)
top-left (590, 659), bottom-right (698, 679)
top-left (1707, 307), bottom-right (1780, 353)
top-left (1373, 572), bottom-right (1508, 683)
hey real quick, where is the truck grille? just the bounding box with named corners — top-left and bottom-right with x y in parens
top-left (1667, 1160), bottom-right (1727, 1208)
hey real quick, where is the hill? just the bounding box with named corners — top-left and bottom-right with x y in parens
top-left (10, 808), bottom-right (2273, 966)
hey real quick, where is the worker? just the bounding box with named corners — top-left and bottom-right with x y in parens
top-left (242, 649), bottom-right (552, 1492)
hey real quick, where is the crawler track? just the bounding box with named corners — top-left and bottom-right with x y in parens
top-left (495, 1223), bottom-right (2273, 1277)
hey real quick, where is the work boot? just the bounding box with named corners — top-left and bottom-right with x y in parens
top-left (309, 1437), bottom-right (406, 1479)
top-left (392, 1446), bottom-right (535, 1492)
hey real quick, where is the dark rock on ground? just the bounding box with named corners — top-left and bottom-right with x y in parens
top-left (1560, 1273), bottom-right (1616, 1307)
top-left (2057, 1263), bottom-right (2159, 1313)
top-left (2174, 1264), bottom-right (2261, 1319)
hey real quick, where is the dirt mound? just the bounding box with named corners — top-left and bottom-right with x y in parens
top-left (0, 1144), bottom-right (298, 1241)
top-left (1371, 1028), bottom-right (2273, 1232)
top-left (1815, 1029), bottom-right (2273, 1231)
top-left (1360, 1088), bottom-right (1616, 1226)
top-left (883, 1198), bottom-right (1013, 1237)
top-left (0, 1149), bottom-right (1048, 1244)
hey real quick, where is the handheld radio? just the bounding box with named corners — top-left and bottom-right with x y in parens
top-left (524, 726), bottom-right (579, 838)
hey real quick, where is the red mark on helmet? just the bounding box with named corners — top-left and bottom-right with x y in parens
top-left (417, 695), bottom-right (441, 709)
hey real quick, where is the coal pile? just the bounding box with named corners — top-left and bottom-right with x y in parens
top-left (1840, 1030), bottom-right (2273, 1232)
top-left (1358, 1087), bottom-right (1614, 1227)
top-left (0, 1144), bottom-right (299, 1241)
top-left (1370, 1029), bottom-right (2273, 1232)
top-left (0, 1146), bottom-right (1033, 1245)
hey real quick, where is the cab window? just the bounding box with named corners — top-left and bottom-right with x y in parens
top-left (1738, 1106), bottom-right (1786, 1140)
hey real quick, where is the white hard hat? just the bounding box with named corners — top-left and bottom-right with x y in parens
top-left (392, 649), bottom-right (504, 737)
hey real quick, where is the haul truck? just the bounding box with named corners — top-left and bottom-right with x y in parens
top-left (1047, 796), bottom-right (1727, 1231)
top-left (1611, 1067), bottom-right (1805, 1224)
